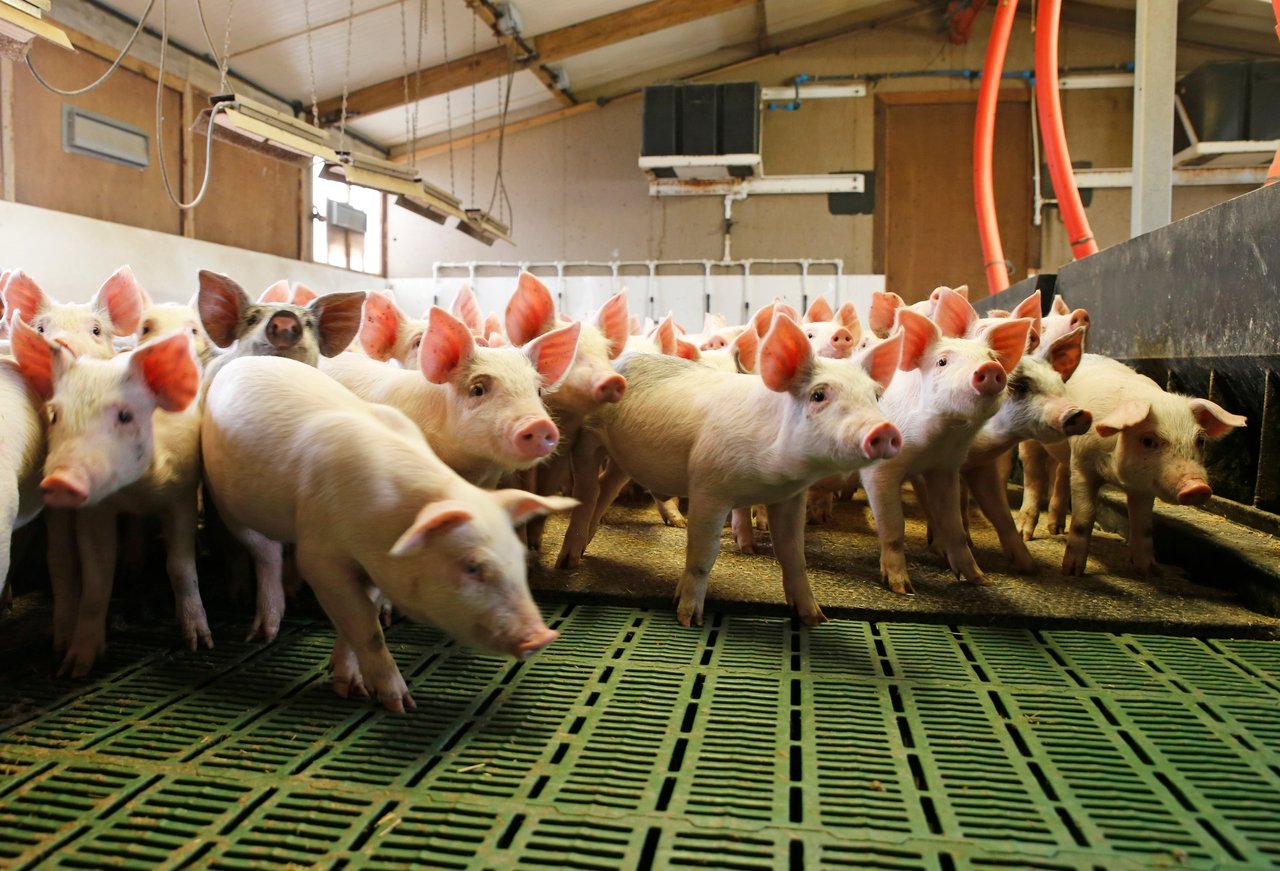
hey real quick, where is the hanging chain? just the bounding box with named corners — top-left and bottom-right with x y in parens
top-left (400, 0), bottom-right (411, 148)
top-left (442, 0), bottom-right (456, 196)
top-left (217, 0), bottom-right (235, 93)
top-left (410, 0), bottom-right (427, 160)
top-left (403, 0), bottom-right (428, 163)
top-left (486, 49), bottom-right (516, 231)
top-left (338, 0), bottom-right (357, 151)
top-left (469, 10), bottom-right (477, 207)
top-left (303, 0), bottom-right (321, 127)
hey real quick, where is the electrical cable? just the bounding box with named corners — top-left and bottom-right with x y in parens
top-left (154, 0), bottom-right (224, 209)
top-left (24, 0), bottom-right (156, 95)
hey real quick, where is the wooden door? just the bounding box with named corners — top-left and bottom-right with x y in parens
top-left (873, 91), bottom-right (1038, 303)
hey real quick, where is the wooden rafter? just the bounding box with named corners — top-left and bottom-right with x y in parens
top-left (316, 0), bottom-right (754, 124)
top-left (1061, 1), bottom-right (1278, 56)
top-left (468, 0), bottom-right (574, 107)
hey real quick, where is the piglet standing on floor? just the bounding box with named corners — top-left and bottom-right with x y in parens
top-left (1047, 354), bottom-right (1245, 576)
top-left (203, 355), bottom-right (573, 712)
top-left (12, 318), bottom-right (203, 676)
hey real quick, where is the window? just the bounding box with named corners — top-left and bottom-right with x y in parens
top-left (311, 159), bottom-right (384, 275)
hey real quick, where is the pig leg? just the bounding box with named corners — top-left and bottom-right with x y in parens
top-left (675, 495), bottom-right (732, 627)
top-left (1061, 464), bottom-right (1103, 576)
top-left (523, 458), bottom-right (563, 552)
top-left (47, 509), bottom-right (82, 656)
top-left (0, 478), bottom-right (18, 610)
top-left (329, 632), bottom-right (368, 699)
top-left (1016, 440), bottom-right (1047, 540)
top-left (767, 492), bottom-right (826, 625)
top-left (1046, 459), bottom-right (1070, 536)
top-left (806, 488), bottom-right (833, 525)
top-left (920, 467), bottom-right (989, 585)
top-left (297, 548), bottom-right (414, 713)
top-left (159, 497), bottom-right (212, 650)
top-left (556, 435), bottom-right (606, 570)
top-left (62, 507), bottom-right (118, 677)
top-left (655, 496), bottom-right (687, 528)
top-left (730, 506), bottom-right (755, 553)
top-left (217, 512), bottom-right (286, 641)
top-left (965, 462), bottom-right (1035, 573)
top-left (752, 505), bottom-right (768, 533)
top-left (1125, 493), bottom-right (1160, 576)
top-left (586, 461), bottom-right (632, 543)
top-left (861, 468), bottom-right (914, 594)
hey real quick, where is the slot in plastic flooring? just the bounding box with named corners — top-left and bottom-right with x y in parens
top-left (1, 604), bottom-right (1278, 869)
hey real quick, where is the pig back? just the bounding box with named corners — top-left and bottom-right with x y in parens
top-left (0, 359), bottom-right (45, 527)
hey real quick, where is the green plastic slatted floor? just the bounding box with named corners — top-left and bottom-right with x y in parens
top-left (2, 604), bottom-right (1279, 869)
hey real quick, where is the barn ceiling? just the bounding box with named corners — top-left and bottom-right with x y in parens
top-left (93, 0), bottom-right (1279, 156)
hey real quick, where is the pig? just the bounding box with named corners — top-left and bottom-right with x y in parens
top-left (557, 313), bottom-right (904, 626)
top-left (0, 356), bottom-right (45, 608)
top-left (12, 318), bottom-right (203, 675)
top-left (136, 289), bottom-right (217, 367)
top-left (321, 307), bottom-right (579, 487)
top-left (859, 290), bottom-right (1030, 593)
top-left (1045, 354), bottom-right (1245, 576)
top-left (202, 354), bottom-right (573, 711)
top-left (197, 270), bottom-right (366, 381)
top-left (359, 290), bottom-right (430, 369)
top-left (3, 267), bottom-right (144, 359)
top-left (868, 285), bottom-right (969, 339)
top-left (803, 298), bottom-right (862, 360)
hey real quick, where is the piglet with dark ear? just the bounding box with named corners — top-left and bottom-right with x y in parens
top-left (197, 269), bottom-right (365, 381)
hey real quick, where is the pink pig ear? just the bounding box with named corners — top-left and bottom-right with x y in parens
top-left (2, 271), bottom-right (50, 326)
top-left (483, 314), bottom-right (504, 342)
top-left (731, 324), bottom-right (759, 373)
top-left (312, 291), bottom-right (366, 357)
top-left (451, 283), bottom-right (484, 336)
top-left (651, 313), bottom-right (678, 356)
top-left (355, 292), bottom-right (404, 361)
top-left (359, 291), bottom-right (406, 361)
top-left (834, 302), bottom-right (861, 334)
top-left (932, 287), bottom-right (977, 339)
top-left (127, 331), bottom-right (199, 412)
top-left (702, 311), bottom-right (726, 334)
top-left (1095, 400), bottom-right (1152, 438)
top-left (390, 500), bottom-right (475, 556)
top-left (197, 270), bottom-right (250, 348)
top-left (759, 314), bottom-right (812, 393)
top-left (505, 271), bottom-right (557, 345)
top-left (258, 280), bottom-right (291, 304)
top-left (1047, 325), bottom-right (1086, 382)
top-left (675, 338), bottom-right (700, 361)
top-left (11, 315), bottom-right (63, 400)
top-left (987, 318), bottom-right (1031, 373)
top-left (524, 321), bottom-right (581, 390)
top-left (1051, 294), bottom-right (1070, 315)
top-left (291, 283), bottom-right (318, 307)
top-left (492, 490), bottom-right (578, 526)
top-left (896, 309), bottom-right (938, 371)
top-left (804, 296), bottom-right (833, 324)
top-left (951, 284), bottom-right (970, 301)
top-left (773, 299), bottom-right (800, 323)
top-left (862, 331), bottom-right (903, 391)
top-left (1188, 398), bottom-right (1247, 439)
top-left (751, 302), bottom-right (777, 338)
top-left (420, 307), bottom-right (477, 384)
top-left (868, 291), bottom-right (903, 338)
top-left (594, 290), bottom-right (630, 360)
top-left (1012, 289), bottom-right (1042, 321)
top-left (91, 266), bottom-right (145, 336)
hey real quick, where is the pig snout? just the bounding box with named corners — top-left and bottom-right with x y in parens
top-left (41, 470), bottom-right (89, 508)
top-left (266, 311), bottom-right (303, 350)
top-left (1176, 480), bottom-right (1213, 506)
top-left (591, 373), bottom-right (627, 404)
top-left (828, 327), bottom-right (855, 358)
top-left (1070, 308), bottom-right (1090, 330)
top-left (861, 421), bottom-right (902, 460)
top-left (513, 418), bottom-right (559, 459)
top-left (1062, 408), bottom-right (1092, 436)
top-left (702, 335), bottom-right (727, 351)
top-left (971, 361), bottom-right (1007, 396)
top-left (515, 627), bottom-right (559, 659)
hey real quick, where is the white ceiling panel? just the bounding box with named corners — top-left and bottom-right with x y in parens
top-left (346, 69), bottom-right (551, 146)
top-left (558, 7), bottom-right (759, 93)
top-left (513, 0), bottom-right (649, 38)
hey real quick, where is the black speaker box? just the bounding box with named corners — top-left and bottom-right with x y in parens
top-left (642, 85), bottom-right (681, 156)
top-left (680, 84), bottom-right (719, 155)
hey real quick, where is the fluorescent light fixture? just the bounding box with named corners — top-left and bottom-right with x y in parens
top-left (192, 93), bottom-right (338, 167)
top-left (0, 4), bottom-right (71, 56)
top-left (395, 179), bottom-right (468, 226)
top-left (456, 209), bottom-right (513, 246)
top-left (63, 104), bottom-right (150, 168)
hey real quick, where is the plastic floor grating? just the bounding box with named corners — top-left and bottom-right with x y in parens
top-left (1, 604), bottom-right (1279, 869)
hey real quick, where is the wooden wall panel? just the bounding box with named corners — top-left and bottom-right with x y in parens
top-left (189, 92), bottom-right (303, 260)
top-left (13, 41), bottom-right (183, 234)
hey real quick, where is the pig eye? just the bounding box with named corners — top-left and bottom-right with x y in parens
top-left (92, 325), bottom-right (102, 336)
top-left (117, 409), bottom-right (134, 425)
top-left (1194, 433), bottom-right (1207, 452)
top-left (45, 406), bottom-right (58, 426)
top-left (936, 356), bottom-right (948, 368)
top-left (810, 388), bottom-right (826, 403)
top-left (141, 323), bottom-right (152, 335)
top-left (35, 324), bottom-right (45, 334)
top-left (469, 382), bottom-right (486, 398)
top-left (1140, 435), bottom-right (1157, 449)
top-left (245, 313), bottom-right (260, 326)
top-left (463, 560), bottom-right (483, 578)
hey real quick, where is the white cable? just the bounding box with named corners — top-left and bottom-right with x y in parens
top-left (155, 0), bottom-right (223, 210)
top-left (25, 0), bottom-right (156, 95)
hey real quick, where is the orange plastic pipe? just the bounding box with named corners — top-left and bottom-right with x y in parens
top-left (974, 0), bottom-right (1019, 294)
top-left (1267, 0), bottom-right (1280, 185)
top-left (1035, 0), bottom-right (1098, 258)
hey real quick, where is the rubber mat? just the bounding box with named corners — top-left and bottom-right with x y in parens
top-left (1, 605), bottom-right (1279, 869)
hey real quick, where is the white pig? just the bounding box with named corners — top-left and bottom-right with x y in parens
top-left (1047, 354), bottom-right (1245, 576)
top-left (359, 290), bottom-right (429, 369)
top-left (558, 314), bottom-right (904, 626)
top-left (322, 307), bottom-right (579, 487)
top-left (3, 267), bottom-right (143, 358)
top-left (202, 355), bottom-right (573, 711)
top-left (12, 319), bottom-right (204, 676)
top-left (859, 290), bottom-right (1030, 593)
top-left (0, 357), bottom-right (44, 606)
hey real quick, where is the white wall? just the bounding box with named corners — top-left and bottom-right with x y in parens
top-left (0, 201), bottom-right (384, 305)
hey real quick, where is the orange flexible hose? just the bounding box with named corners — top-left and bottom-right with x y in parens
top-left (974, 0), bottom-right (1019, 294)
top-left (1035, 0), bottom-right (1098, 258)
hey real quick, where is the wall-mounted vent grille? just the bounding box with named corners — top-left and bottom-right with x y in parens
top-left (61, 105), bottom-right (149, 169)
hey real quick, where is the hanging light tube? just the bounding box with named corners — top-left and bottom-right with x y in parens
top-left (456, 209), bottom-right (513, 246)
top-left (192, 93), bottom-right (339, 166)
top-left (0, 3), bottom-right (72, 55)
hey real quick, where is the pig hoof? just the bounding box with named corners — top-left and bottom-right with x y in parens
top-left (1061, 555), bottom-right (1086, 576)
top-left (246, 617), bottom-right (281, 643)
top-left (379, 604), bottom-right (394, 628)
top-left (800, 608), bottom-right (828, 626)
top-left (555, 551), bottom-right (581, 571)
top-left (738, 542), bottom-right (756, 555)
top-left (966, 573), bottom-right (991, 587)
top-left (675, 601), bottom-right (703, 627)
top-left (1047, 521), bottom-right (1064, 536)
top-left (885, 577), bottom-right (915, 595)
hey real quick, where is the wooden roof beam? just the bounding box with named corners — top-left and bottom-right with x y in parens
top-left (317, 0), bottom-right (754, 124)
